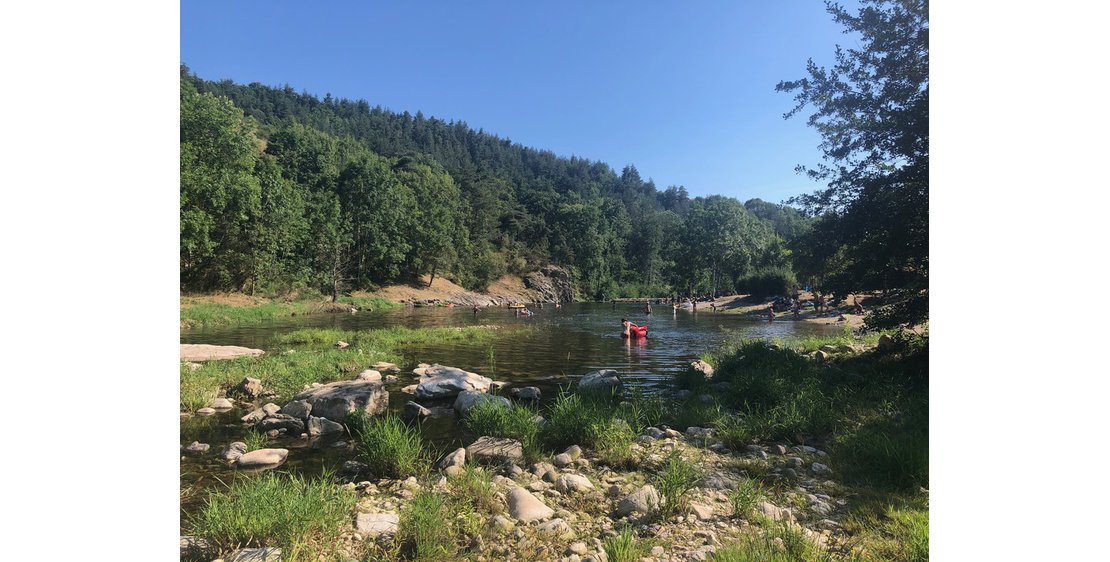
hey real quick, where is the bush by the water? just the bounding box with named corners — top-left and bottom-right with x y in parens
top-left (187, 471), bottom-right (356, 560)
top-left (735, 267), bottom-right (796, 298)
top-left (464, 401), bottom-right (541, 462)
top-left (652, 450), bottom-right (703, 519)
top-left (348, 411), bottom-right (429, 478)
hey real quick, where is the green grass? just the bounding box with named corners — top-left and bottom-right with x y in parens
top-left (347, 411), bottom-right (430, 479)
top-left (242, 428), bottom-right (268, 452)
top-left (539, 391), bottom-right (612, 451)
top-left (670, 398), bottom-right (723, 431)
top-left (593, 418), bottom-right (637, 467)
top-left (464, 401), bottom-right (542, 462)
top-left (652, 450), bottom-right (703, 519)
top-left (842, 495), bottom-right (929, 562)
top-left (398, 491), bottom-right (460, 561)
top-left (712, 521), bottom-right (826, 562)
top-left (447, 464), bottom-right (504, 515)
top-left (729, 479), bottom-right (765, 520)
top-left (617, 390), bottom-right (669, 432)
top-left (180, 293), bottom-right (400, 328)
top-left (604, 526), bottom-right (651, 562)
top-left (179, 325), bottom-right (504, 412)
top-left (186, 470), bottom-right (356, 561)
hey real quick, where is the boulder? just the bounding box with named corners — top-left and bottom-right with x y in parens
top-left (280, 400), bottom-right (312, 419)
top-left (257, 414), bottom-right (304, 434)
top-left (467, 436), bottom-right (523, 464)
top-left (757, 501), bottom-right (796, 523)
top-left (536, 518), bottom-right (572, 537)
top-left (241, 408), bottom-right (267, 424)
top-left (643, 427), bottom-right (665, 439)
top-left (211, 397), bottom-right (234, 409)
top-left (553, 453), bottom-right (573, 468)
top-left (291, 380), bottom-right (388, 422)
top-left (357, 369), bottom-right (382, 382)
top-left (577, 369), bottom-right (622, 396)
top-left (402, 401), bottom-right (433, 421)
top-left (815, 350), bottom-right (830, 361)
top-left (307, 416), bottom-right (345, 437)
top-left (438, 448), bottom-right (466, 470)
top-left (877, 334), bottom-right (895, 350)
top-left (616, 485), bottom-right (660, 516)
top-left (507, 487), bottom-right (555, 522)
top-left (355, 512), bottom-right (399, 537)
top-left (563, 445), bottom-right (582, 460)
top-left (689, 360), bottom-right (715, 380)
top-left (372, 361), bottom-right (401, 373)
top-left (819, 344), bottom-right (839, 353)
top-left (510, 386), bottom-right (542, 401)
top-left (811, 462), bottom-right (833, 476)
top-left (453, 390), bottom-right (511, 416)
top-left (225, 548), bottom-right (282, 562)
top-left (236, 448), bottom-right (289, 469)
top-left (262, 403), bottom-right (281, 416)
top-left (180, 344), bottom-right (265, 362)
top-left (555, 474), bottom-right (594, 494)
top-left (182, 441), bottom-right (209, 455)
top-left (686, 426), bottom-right (714, 439)
top-left (220, 441), bottom-right (247, 461)
top-left (414, 365), bottom-right (493, 399)
top-left (690, 502), bottom-right (714, 521)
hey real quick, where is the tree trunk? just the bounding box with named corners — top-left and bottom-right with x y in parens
top-left (428, 261), bottom-right (437, 287)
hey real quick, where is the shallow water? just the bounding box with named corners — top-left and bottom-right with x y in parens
top-left (179, 303), bottom-right (839, 519)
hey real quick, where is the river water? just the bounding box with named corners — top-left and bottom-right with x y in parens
top-left (179, 303), bottom-right (839, 518)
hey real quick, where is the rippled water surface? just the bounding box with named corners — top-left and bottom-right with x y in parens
top-left (180, 303), bottom-right (840, 519)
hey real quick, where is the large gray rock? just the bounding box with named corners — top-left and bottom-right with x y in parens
top-left (414, 364), bottom-right (493, 399)
top-left (372, 361), bottom-right (401, 373)
top-left (220, 441), bottom-right (247, 461)
top-left (577, 369), bottom-right (622, 396)
top-left (454, 390), bottom-right (511, 416)
top-left (241, 408), bottom-right (267, 423)
top-left (257, 414), bottom-right (304, 434)
top-left (507, 487), bottom-right (555, 522)
top-left (235, 448), bottom-right (289, 469)
top-left (226, 548), bottom-right (282, 562)
top-left (357, 369), bottom-right (382, 382)
top-left (401, 400), bottom-right (432, 420)
top-left (555, 474), bottom-right (594, 494)
top-left (211, 397), bottom-right (235, 409)
top-left (280, 400), bottom-right (312, 419)
top-left (180, 344), bottom-right (265, 362)
top-left (510, 386), bottom-right (542, 401)
top-left (438, 448), bottom-right (466, 470)
top-left (467, 436), bottom-right (523, 464)
top-left (308, 416), bottom-right (345, 437)
top-left (291, 379), bottom-right (388, 422)
top-left (616, 485), bottom-right (660, 516)
top-left (757, 501), bottom-right (796, 523)
top-left (355, 512), bottom-right (399, 537)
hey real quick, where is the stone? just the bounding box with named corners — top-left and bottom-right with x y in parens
top-left (616, 485), bottom-right (660, 516)
top-left (240, 408), bottom-right (266, 423)
top-left (786, 457), bottom-right (805, 469)
top-left (182, 441), bottom-right (209, 454)
top-left (402, 401), bottom-right (432, 420)
top-left (220, 441), bottom-right (247, 461)
top-left (644, 427), bottom-right (665, 439)
top-left (568, 542), bottom-right (589, 556)
top-left (819, 344), bottom-right (839, 353)
top-left (537, 518), bottom-right (572, 536)
top-left (531, 462), bottom-right (556, 477)
top-left (553, 453), bottom-right (573, 468)
top-left (511, 386), bottom-right (542, 401)
top-left (811, 462), bottom-right (832, 476)
top-left (770, 444), bottom-right (788, 455)
top-left (291, 379), bottom-right (388, 422)
top-left (507, 487), bottom-right (554, 522)
top-left (445, 465), bottom-right (464, 478)
top-left (757, 501), bottom-right (796, 523)
top-left (355, 512), bottom-right (399, 537)
top-left (233, 377), bottom-right (265, 399)
top-left (211, 397), bottom-right (234, 409)
top-left (529, 481), bottom-right (548, 492)
top-left (492, 514), bottom-right (515, 533)
top-left (690, 502), bottom-right (714, 520)
top-left (357, 369), bottom-right (382, 382)
top-left (815, 350), bottom-right (830, 361)
top-left (663, 428), bottom-right (682, 438)
top-left (385, 374), bottom-right (398, 382)
top-left (778, 468), bottom-right (799, 480)
top-left (555, 474), bottom-right (595, 494)
top-left (342, 460), bottom-right (368, 474)
top-left (454, 390), bottom-right (511, 416)
top-left (307, 416), bottom-right (344, 437)
top-left (335, 341), bottom-right (349, 349)
top-left (744, 445), bottom-right (767, 459)
top-left (196, 407), bottom-right (216, 416)
top-left (236, 448), bottom-right (289, 469)
top-left (180, 536), bottom-right (211, 557)
top-left (225, 547), bottom-right (281, 562)
top-left (701, 474), bottom-right (737, 490)
top-left (280, 400), bottom-right (312, 419)
top-left (877, 334), bottom-right (895, 350)
top-left (372, 361), bottom-right (401, 373)
top-left (689, 360), bottom-right (715, 380)
top-left (467, 436), bottom-right (523, 464)
top-left (262, 403), bottom-right (281, 416)
top-left (695, 530), bottom-right (720, 546)
top-left (414, 364), bottom-right (493, 399)
top-left (543, 469), bottom-right (559, 483)
top-left (564, 445), bottom-right (583, 460)
top-left (438, 447), bottom-right (466, 470)
top-left (577, 369), bottom-right (622, 396)
top-left (180, 344), bottom-right (265, 362)
top-left (651, 546), bottom-right (665, 556)
top-left (607, 484), bottom-right (622, 497)
top-left (686, 426), bottom-right (714, 438)
top-left (257, 414), bottom-right (304, 434)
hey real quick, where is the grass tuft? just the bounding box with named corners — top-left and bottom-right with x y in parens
top-left (729, 479), bottom-right (765, 520)
top-left (604, 526), bottom-right (651, 562)
top-left (652, 450), bottom-right (703, 519)
top-left (348, 411), bottom-right (429, 479)
top-left (464, 401), bottom-right (542, 462)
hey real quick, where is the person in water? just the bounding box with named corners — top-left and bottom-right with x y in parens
top-left (768, 305), bottom-right (775, 322)
top-left (621, 318), bottom-right (638, 337)
top-left (644, 302), bottom-right (652, 314)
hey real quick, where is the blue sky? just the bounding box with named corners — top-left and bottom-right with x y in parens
top-left (181, 1), bottom-right (860, 204)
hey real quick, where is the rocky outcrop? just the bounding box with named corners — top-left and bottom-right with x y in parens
top-left (523, 265), bottom-right (576, 303)
top-left (291, 380), bottom-right (388, 422)
top-left (180, 344), bottom-right (264, 362)
top-left (414, 365), bottom-right (492, 399)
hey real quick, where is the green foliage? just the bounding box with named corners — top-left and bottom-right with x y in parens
top-left (464, 402), bottom-right (541, 461)
top-left (447, 465), bottom-right (504, 515)
top-left (398, 491), bottom-right (460, 561)
top-left (736, 267), bottom-right (797, 298)
top-left (592, 418), bottom-right (636, 467)
top-left (347, 412), bottom-right (429, 479)
top-left (604, 526), bottom-right (651, 562)
top-left (833, 410), bottom-right (929, 491)
top-left (179, 293), bottom-right (400, 328)
top-left (187, 471), bottom-right (356, 560)
top-left (712, 522), bottom-right (823, 562)
top-left (242, 428), bottom-right (267, 452)
top-left (539, 392), bottom-right (611, 451)
top-left (777, 0), bottom-right (929, 328)
top-left (652, 450), bottom-right (703, 519)
top-left (729, 479), bottom-right (765, 520)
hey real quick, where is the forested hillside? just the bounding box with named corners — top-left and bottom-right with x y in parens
top-left (181, 67), bottom-right (805, 299)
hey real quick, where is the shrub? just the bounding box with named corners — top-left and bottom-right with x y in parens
top-left (348, 412), bottom-right (429, 478)
top-left (593, 418), bottom-right (636, 467)
top-left (735, 267), bottom-right (797, 299)
top-left (187, 470), bottom-right (356, 559)
top-left (540, 392), bottom-right (611, 451)
top-left (653, 451), bottom-right (703, 519)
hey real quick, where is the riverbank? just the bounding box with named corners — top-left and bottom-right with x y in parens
top-left (698, 292), bottom-right (876, 330)
top-left (181, 293), bottom-right (399, 329)
top-left (181, 330), bottom-right (927, 561)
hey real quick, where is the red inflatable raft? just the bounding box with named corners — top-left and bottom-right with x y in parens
top-left (621, 325), bottom-right (649, 339)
